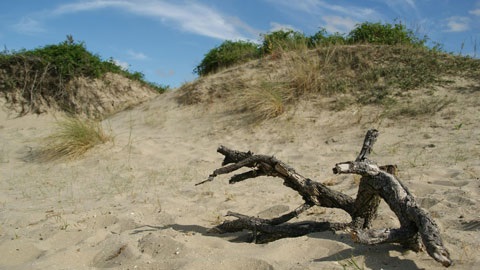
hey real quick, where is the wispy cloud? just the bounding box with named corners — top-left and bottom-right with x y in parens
top-left (12, 17), bottom-right (46, 35)
top-left (265, 0), bottom-right (380, 34)
top-left (469, 9), bottom-right (480, 16)
top-left (51, 0), bottom-right (254, 40)
top-left (268, 0), bottom-right (378, 20)
top-left (127, 50), bottom-right (148, 60)
top-left (112, 59), bottom-right (129, 70)
top-left (383, 0), bottom-right (418, 15)
top-left (444, 16), bottom-right (470, 32)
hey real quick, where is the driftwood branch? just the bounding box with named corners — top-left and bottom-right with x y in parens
top-left (198, 129), bottom-right (452, 267)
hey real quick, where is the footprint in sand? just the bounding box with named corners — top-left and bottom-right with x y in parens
top-left (90, 234), bottom-right (140, 268)
top-left (138, 233), bottom-right (186, 259)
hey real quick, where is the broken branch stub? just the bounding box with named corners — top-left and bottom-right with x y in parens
top-left (199, 129), bottom-right (452, 267)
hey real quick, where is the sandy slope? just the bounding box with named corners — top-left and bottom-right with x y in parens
top-left (0, 80), bottom-right (479, 269)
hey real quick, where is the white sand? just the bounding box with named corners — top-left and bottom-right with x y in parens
top-left (1, 81), bottom-right (479, 269)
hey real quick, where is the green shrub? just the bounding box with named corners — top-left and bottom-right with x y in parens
top-left (194, 40), bottom-right (259, 76)
top-left (347, 22), bottom-right (426, 46)
top-left (261, 30), bottom-right (309, 54)
top-left (194, 22), bottom-right (428, 78)
top-left (309, 28), bottom-right (347, 47)
top-left (323, 33), bottom-right (348, 45)
top-left (23, 36), bottom-right (107, 80)
top-left (0, 36), bottom-right (167, 115)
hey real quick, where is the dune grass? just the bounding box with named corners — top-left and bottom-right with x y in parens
top-left (180, 22), bottom-right (480, 123)
top-left (227, 44), bottom-right (477, 121)
top-left (234, 81), bottom-right (293, 120)
top-left (39, 117), bottom-right (112, 161)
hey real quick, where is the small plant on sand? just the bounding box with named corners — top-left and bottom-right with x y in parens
top-left (40, 117), bottom-right (111, 160)
top-left (235, 81), bottom-right (293, 121)
top-left (339, 256), bottom-right (365, 270)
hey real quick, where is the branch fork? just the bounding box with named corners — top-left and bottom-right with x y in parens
top-left (198, 129), bottom-right (452, 267)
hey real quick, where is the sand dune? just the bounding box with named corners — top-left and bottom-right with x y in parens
top-left (1, 78), bottom-right (479, 269)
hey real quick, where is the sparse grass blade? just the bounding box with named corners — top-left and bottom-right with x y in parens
top-left (384, 96), bottom-right (455, 118)
top-left (40, 117), bottom-right (112, 161)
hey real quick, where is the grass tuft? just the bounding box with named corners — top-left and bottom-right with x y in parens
top-left (234, 81), bottom-right (293, 121)
top-left (39, 117), bottom-right (111, 161)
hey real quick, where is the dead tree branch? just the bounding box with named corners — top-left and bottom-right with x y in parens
top-left (198, 129), bottom-right (452, 267)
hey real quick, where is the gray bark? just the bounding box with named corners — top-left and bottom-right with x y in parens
top-left (198, 129), bottom-right (452, 267)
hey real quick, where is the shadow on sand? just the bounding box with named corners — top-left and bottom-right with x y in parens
top-left (132, 223), bottom-right (423, 269)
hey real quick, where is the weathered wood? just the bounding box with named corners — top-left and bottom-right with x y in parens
top-left (333, 160), bottom-right (451, 266)
top-left (211, 209), bottom-right (348, 244)
top-left (199, 129), bottom-right (452, 267)
top-left (355, 128), bottom-right (379, 162)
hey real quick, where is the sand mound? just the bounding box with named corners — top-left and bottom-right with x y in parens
top-left (1, 78), bottom-right (479, 269)
top-left (1, 72), bottom-right (157, 118)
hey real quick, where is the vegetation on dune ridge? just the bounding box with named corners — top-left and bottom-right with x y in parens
top-left (194, 21), bottom-right (429, 76)
top-left (0, 35), bottom-right (168, 117)
top-left (183, 21), bottom-right (480, 120)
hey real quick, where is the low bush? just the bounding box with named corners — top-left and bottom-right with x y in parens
top-left (195, 21), bottom-right (430, 78)
top-left (260, 30), bottom-right (309, 54)
top-left (347, 22), bottom-right (426, 46)
top-left (309, 28), bottom-right (347, 46)
top-left (194, 40), bottom-right (259, 76)
top-left (0, 36), bottom-right (168, 115)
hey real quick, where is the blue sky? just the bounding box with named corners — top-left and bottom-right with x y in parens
top-left (1, 0), bottom-right (479, 88)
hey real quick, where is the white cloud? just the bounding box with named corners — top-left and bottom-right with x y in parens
top-left (52, 1), bottom-right (120, 14)
top-left (265, 0), bottom-right (381, 34)
top-left (268, 0), bottom-right (378, 21)
top-left (12, 17), bottom-right (46, 35)
top-left (322, 16), bottom-right (357, 34)
top-left (444, 16), bottom-right (470, 32)
top-left (52, 0), bottom-right (252, 40)
top-left (127, 50), bottom-right (148, 60)
top-left (227, 16), bottom-right (262, 41)
top-left (383, 0), bottom-right (417, 13)
top-left (112, 59), bottom-right (129, 70)
top-left (469, 9), bottom-right (480, 16)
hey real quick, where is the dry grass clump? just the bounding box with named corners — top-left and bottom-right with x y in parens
top-left (39, 117), bottom-right (111, 161)
top-left (234, 81), bottom-right (293, 120)
top-left (284, 52), bottom-right (324, 95)
top-left (284, 46), bottom-right (359, 96)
